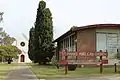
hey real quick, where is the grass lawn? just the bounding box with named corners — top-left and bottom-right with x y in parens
top-left (0, 63), bottom-right (18, 80)
top-left (28, 63), bottom-right (120, 79)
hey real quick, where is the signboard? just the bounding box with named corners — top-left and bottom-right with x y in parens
top-left (59, 51), bottom-right (108, 65)
top-left (60, 52), bottom-right (108, 56)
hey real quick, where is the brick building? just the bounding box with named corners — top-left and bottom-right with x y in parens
top-left (53, 24), bottom-right (120, 65)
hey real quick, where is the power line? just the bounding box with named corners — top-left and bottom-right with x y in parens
top-left (21, 33), bottom-right (28, 41)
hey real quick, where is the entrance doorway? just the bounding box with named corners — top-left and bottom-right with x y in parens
top-left (20, 55), bottom-right (25, 62)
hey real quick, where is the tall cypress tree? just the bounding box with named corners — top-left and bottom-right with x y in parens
top-left (28, 27), bottom-right (35, 61)
top-left (34, 1), bottom-right (45, 63)
top-left (42, 8), bottom-right (55, 63)
top-left (34, 0), bottom-right (54, 64)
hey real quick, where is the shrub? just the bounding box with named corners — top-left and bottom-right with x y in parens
top-left (68, 64), bottom-right (77, 71)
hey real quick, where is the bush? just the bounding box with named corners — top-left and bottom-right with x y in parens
top-left (51, 55), bottom-right (59, 69)
top-left (68, 64), bottom-right (77, 71)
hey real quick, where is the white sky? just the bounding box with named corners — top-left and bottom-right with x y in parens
top-left (0, 0), bottom-right (120, 40)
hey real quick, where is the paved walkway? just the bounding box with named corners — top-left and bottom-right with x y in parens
top-left (4, 63), bottom-right (38, 80)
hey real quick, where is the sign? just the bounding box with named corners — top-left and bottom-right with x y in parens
top-left (65, 52), bottom-right (108, 57)
top-left (59, 60), bottom-right (68, 65)
top-left (59, 51), bottom-right (108, 65)
top-left (78, 52), bottom-right (108, 56)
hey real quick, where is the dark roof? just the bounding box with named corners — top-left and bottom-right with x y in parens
top-left (53, 30), bottom-right (73, 43)
top-left (53, 24), bottom-right (120, 42)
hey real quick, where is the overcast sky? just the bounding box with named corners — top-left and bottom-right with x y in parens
top-left (0, 0), bottom-right (120, 40)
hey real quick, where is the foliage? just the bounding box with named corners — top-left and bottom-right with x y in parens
top-left (3, 35), bottom-right (15, 45)
top-left (0, 27), bottom-right (17, 62)
top-left (28, 27), bottom-right (35, 61)
top-left (51, 55), bottom-right (59, 69)
top-left (68, 64), bottom-right (77, 71)
top-left (0, 48), bottom-right (7, 57)
top-left (0, 45), bottom-right (20, 62)
top-left (0, 28), bottom-right (15, 45)
top-left (28, 0), bottom-right (55, 64)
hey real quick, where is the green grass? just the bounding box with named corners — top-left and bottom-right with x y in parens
top-left (0, 63), bottom-right (18, 80)
top-left (28, 63), bottom-right (120, 79)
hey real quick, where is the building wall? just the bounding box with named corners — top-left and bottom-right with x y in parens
top-left (57, 33), bottom-right (76, 61)
top-left (96, 28), bottom-right (120, 64)
top-left (77, 28), bottom-right (96, 52)
top-left (12, 40), bottom-right (32, 63)
top-left (56, 26), bottom-right (120, 65)
top-left (96, 28), bottom-right (120, 55)
top-left (58, 33), bottom-right (76, 52)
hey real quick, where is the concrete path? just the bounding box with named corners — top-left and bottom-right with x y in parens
top-left (4, 63), bottom-right (38, 80)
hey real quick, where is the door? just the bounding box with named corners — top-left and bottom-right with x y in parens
top-left (20, 55), bottom-right (25, 62)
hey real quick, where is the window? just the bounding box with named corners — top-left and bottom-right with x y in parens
top-left (59, 34), bottom-right (76, 52)
top-left (60, 41), bottom-right (63, 51)
top-left (66, 38), bottom-right (69, 51)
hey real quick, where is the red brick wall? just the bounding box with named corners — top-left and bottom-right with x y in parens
top-left (77, 28), bottom-right (96, 52)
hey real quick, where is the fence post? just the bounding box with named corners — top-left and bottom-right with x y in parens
top-left (65, 49), bottom-right (68, 75)
top-left (100, 56), bottom-right (103, 73)
top-left (114, 63), bottom-right (117, 73)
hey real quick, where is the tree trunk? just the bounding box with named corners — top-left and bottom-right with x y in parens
top-left (43, 62), bottom-right (46, 65)
top-left (8, 61), bottom-right (11, 64)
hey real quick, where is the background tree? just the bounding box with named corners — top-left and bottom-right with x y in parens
top-left (31, 0), bottom-right (55, 64)
top-left (0, 27), bottom-right (19, 63)
top-left (3, 35), bottom-right (15, 45)
top-left (4, 46), bottom-right (19, 58)
top-left (0, 47), bottom-right (7, 62)
top-left (0, 45), bottom-right (20, 63)
top-left (0, 28), bottom-right (15, 45)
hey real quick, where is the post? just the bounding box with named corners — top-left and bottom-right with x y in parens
top-left (2, 56), bottom-right (3, 63)
top-left (76, 53), bottom-right (78, 60)
top-left (65, 56), bottom-right (68, 74)
top-left (114, 63), bottom-right (117, 73)
top-left (64, 49), bottom-right (68, 75)
top-left (100, 56), bottom-right (103, 73)
top-left (7, 56), bottom-right (12, 64)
